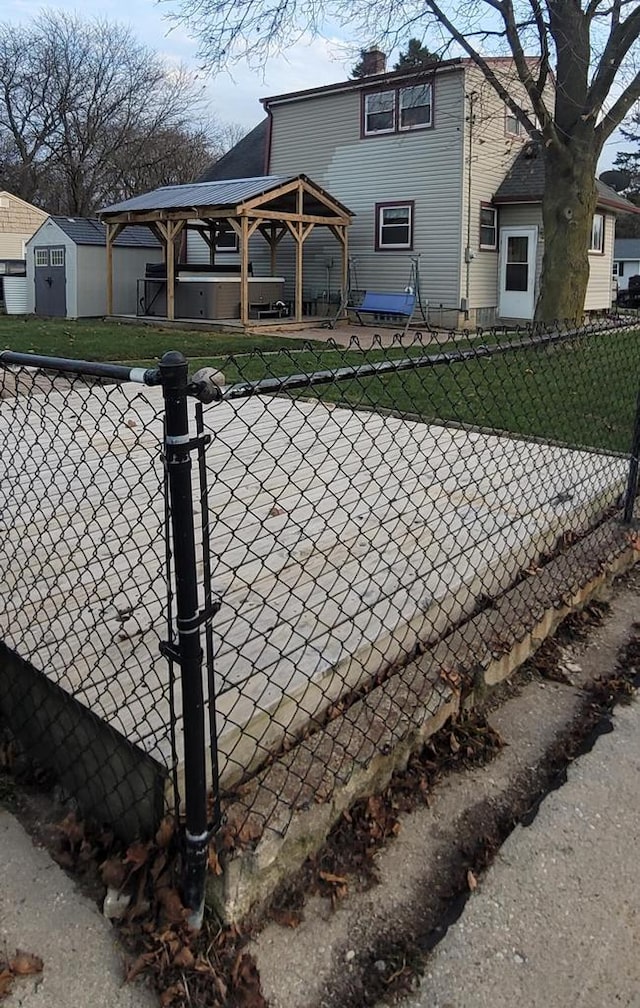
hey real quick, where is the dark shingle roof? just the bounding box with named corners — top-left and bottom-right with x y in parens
top-left (493, 147), bottom-right (639, 214)
top-left (614, 238), bottom-right (640, 260)
top-left (100, 175), bottom-right (295, 215)
top-left (51, 216), bottom-right (159, 246)
top-left (198, 119), bottom-right (269, 183)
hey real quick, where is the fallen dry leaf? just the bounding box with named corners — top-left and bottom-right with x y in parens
top-left (208, 845), bottom-right (223, 876)
top-left (318, 871), bottom-right (348, 886)
top-left (157, 886), bottom-right (188, 926)
top-left (159, 983), bottom-right (186, 1007)
top-left (126, 951), bottom-right (156, 983)
top-left (124, 841), bottom-right (151, 869)
top-left (101, 857), bottom-right (127, 890)
top-left (449, 733), bottom-right (461, 754)
top-left (270, 907), bottom-right (302, 928)
top-left (0, 969), bottom-right (14, 999)
top-left (9, 951), bottom-right (43, 976)
top-left (155, 815), bottom-right (175, 850)
top-left (172, 945), bottom-right (195, 969)
top-left (467, 869), bottom-right (478, 891)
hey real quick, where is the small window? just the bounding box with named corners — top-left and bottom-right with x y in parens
top-left (613, 262), bottom-right (619, 277)
top-left (364, 90), bottom-right (396, 135)
top-left (50, 248), bottom-right (65, 266)
top-left (376, 202), bottom-right (413, 250)
top-left (479, 204), bottom-right (497, 250)
top-left (215, 226), bottom-right (239, 252)
top-left (399, 84), bottom-right (432, 130)
top-left (619, 261), bottom-right (625, 277)
top-left (35, 249), bottom-right (49, 267)
top-left (505, 107), bottom-right (524, 136)
top-left (589, 213), bottom-right (604, 253)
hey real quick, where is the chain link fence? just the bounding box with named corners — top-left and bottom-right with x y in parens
top-left (1, 318), bottom-right (639, 917)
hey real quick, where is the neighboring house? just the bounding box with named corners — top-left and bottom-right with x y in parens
top-left (0, 191), bottom-right (48, 259)
top-left (198, 55), bottom-right (637, 326)
top-left (613, 238), bottom-right (640, 292)
top-left (26, 216), bottom-right (161, 318)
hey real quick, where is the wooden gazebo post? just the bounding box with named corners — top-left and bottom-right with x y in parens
top-left (105, 222), bottom-right (124, 316)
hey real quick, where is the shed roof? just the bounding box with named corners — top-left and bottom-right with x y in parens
top-left (197, 120), bottom-right (269, 183)
top-left (614, 238), bottom-right (640, 260)
top-left (493, 147), bottom-right (640, 214)
top-left (48, 216), bottom-right (159, 246)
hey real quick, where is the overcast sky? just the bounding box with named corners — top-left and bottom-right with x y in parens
top-left (1, 0), bottom-right (627, 169)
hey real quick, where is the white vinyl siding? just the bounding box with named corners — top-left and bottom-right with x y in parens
top-left (461, 67), bottom-right (542, 312)
top-left (585, 211), bottom-right (615, 310)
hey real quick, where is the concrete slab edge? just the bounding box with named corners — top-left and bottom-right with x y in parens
top-left (209, 519), bottom-right (638, 923)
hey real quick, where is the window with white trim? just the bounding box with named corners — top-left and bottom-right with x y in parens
top-left (399, 84), bottom-right (432, 131)
top-left (50, 248), bottom-right (65, 266)
top-left (35, 249), bottom-right (49, 267)
top-left (376, 203), bottom-right (413, 250)
top-left (364, 90), bottom-right (396, 135)
top-left (589, 213), bottom-right (604, 253)
top-left (505, 107), bottom-right (525, 136)
top-left (479, 204), bottom-right (497, 250)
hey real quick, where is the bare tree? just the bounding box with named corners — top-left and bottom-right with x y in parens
top-left (162, 0), bottom-right (640, 321)
top-left (0, 11), bottom-right (231, 215)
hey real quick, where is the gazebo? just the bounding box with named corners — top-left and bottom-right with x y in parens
top-left (99, 174), bottom-right (353, 326)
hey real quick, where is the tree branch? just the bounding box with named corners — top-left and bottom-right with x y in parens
top-left (595, 68), bottom-right (640, 145)
top-left (422, 0), bottom-right (554, 140)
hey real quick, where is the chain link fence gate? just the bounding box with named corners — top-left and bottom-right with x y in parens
top-left (1, 318), bottom-right (640, 924)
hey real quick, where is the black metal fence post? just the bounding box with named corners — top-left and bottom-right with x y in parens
top-left (159, 350), bottom-right (209, 929)
top-left (623, 386), bottom-right (640, 525)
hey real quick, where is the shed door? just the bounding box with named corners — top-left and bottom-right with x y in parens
top-left (498, 228), bottom-right (537, 320)
top-left (35, 247), bottom-right (67, 317)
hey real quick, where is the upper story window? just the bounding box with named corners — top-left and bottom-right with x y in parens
top-left (399, 84), bottom-right (432, 131)
top-left (364, 90), bottom-right (396, 134)
top-left (363, 82), bottom-right (433, 137)
top-left (375, 201), bottom-right (414, 250)
top-left (590, 213), bottom-right (604, 254)
top-left (505, 107), bottom-right (525, 137)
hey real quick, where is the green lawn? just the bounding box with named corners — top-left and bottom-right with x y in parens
top-left (2, 316), bottom-right (638, 454)
top-left (202, 328), bottom-right (640, 455)
top-left (0, 315), bottom-right (328, 361)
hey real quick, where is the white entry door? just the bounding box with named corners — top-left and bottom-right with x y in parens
top-left (498, 227), bottom-right (538, 319)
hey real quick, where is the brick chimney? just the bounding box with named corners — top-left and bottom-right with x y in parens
top-left (361, 48), bottom-right (386, 75)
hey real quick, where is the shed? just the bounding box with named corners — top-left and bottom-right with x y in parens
top-left (26, 216), bottom-right (161, 318)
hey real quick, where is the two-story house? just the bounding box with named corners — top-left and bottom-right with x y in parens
top-left (199, 52), bottom-right (635, 328)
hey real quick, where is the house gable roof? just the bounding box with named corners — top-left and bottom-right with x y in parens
top-left (493, 147), bottom-right (640, 214)
top-left (198, 120), bottom-right (269, 183)
top-left (0, 191), bottom-right (48, 220)
top-left (261, 58), bottom-right (464, 108)
top-left (48, 216), bottom-right (159, 246)
top-left (614, 238), bottom-right (640, 260)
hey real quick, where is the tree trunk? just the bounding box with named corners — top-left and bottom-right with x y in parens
top-left (535, 145), bottom-right (598, 324)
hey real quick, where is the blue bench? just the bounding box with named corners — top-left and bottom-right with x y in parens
top-left (352, 290), bottom-right (417, 334)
